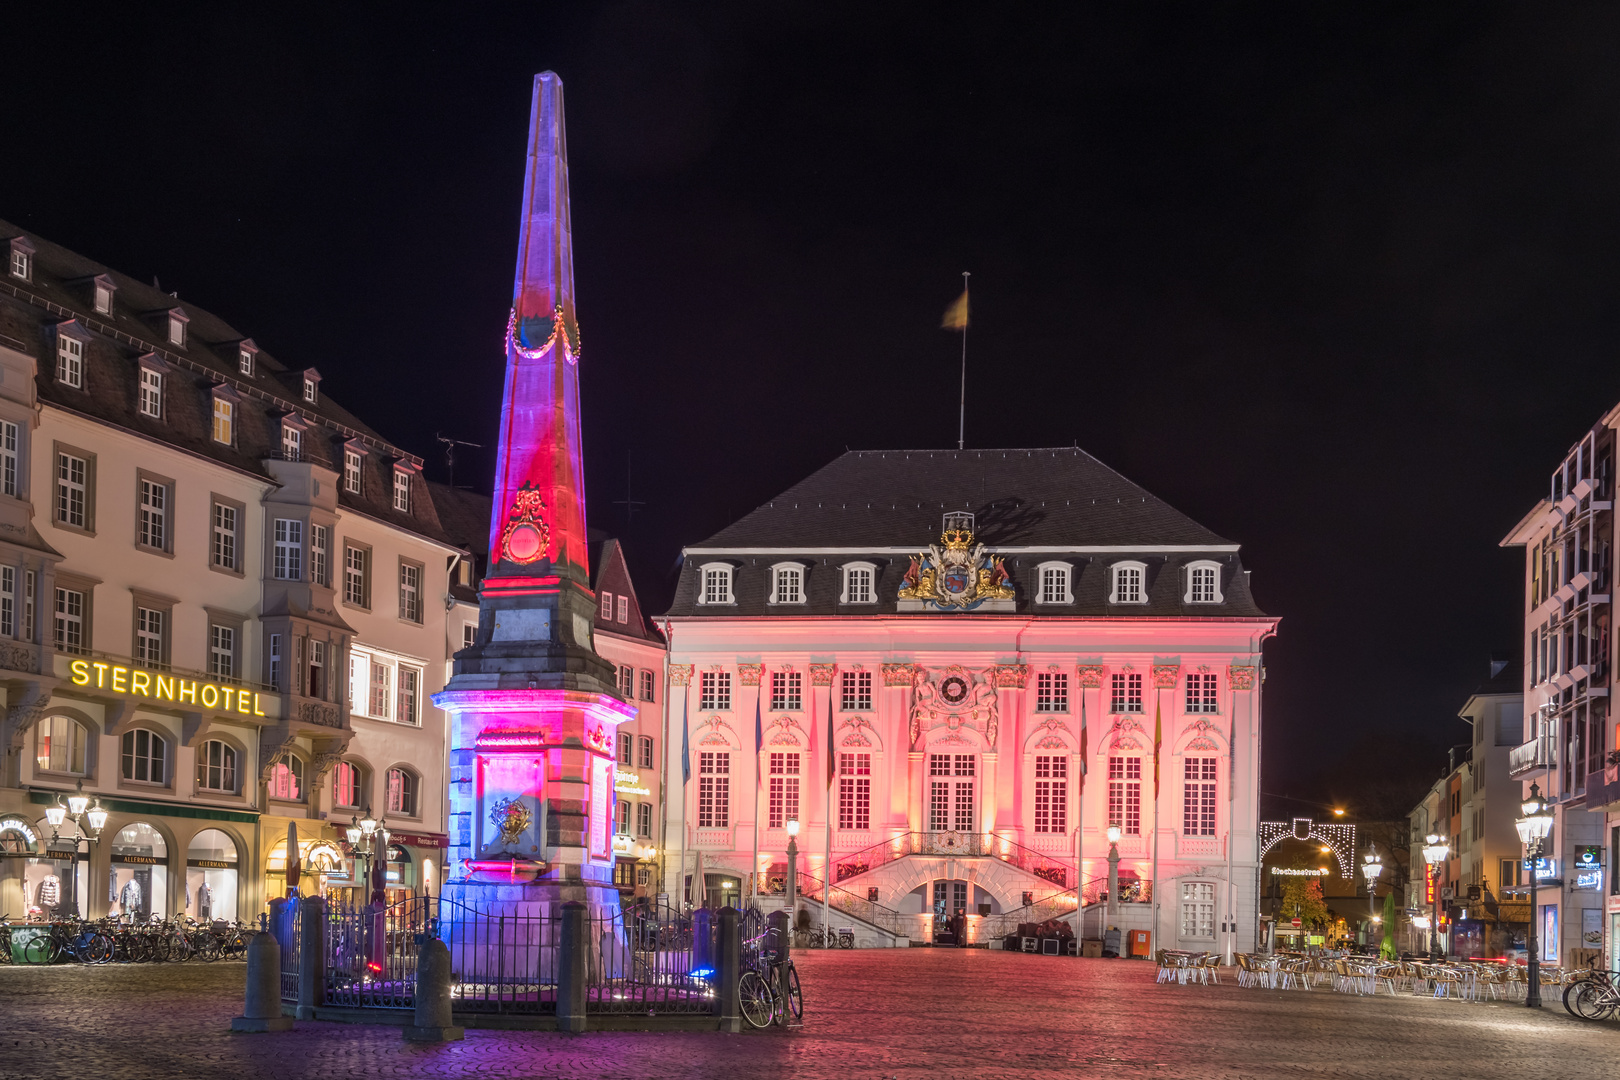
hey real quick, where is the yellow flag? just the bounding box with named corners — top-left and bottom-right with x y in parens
top-left (941, 287), bottom-right (969, 331)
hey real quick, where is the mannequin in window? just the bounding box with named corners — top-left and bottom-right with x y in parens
top-left (119, 877), bottom-right (142, 916)
top-left (196, 882), bottom-right (212, 920)
top-left (35, 874), bottom-right (60, 912)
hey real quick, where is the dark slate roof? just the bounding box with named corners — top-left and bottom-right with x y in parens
top-left (695, 448), bottom-right (1232, 548)
top-left (668, 448), bottom-right (1270, 619)
top-left (428, 483), bottom-right (492, 603)
top-left (0, 220), bottom-right (453, 545)
top-left (589, 535), bottom-right (664, 644)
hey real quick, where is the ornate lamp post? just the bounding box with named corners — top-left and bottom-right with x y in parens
top-left (44, 779), bottom-right (108, 920)
top-left (1421, 833), bottom-right (1449, 959)
top-left (1361, 851), bottom-right (1383, 951)
top-left (1106, 825), bottom-right (1121, 920)
top-left (345, 805), bottom-right (390, 903)
top-left (784, 819), bottom-right (800, 910)
top-left (1516, 783), bottom-right (1554, 1008)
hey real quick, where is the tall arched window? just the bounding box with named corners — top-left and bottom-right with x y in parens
top-left (35, 716), bottom-right (87, 775)
top-left (195, 740), bottom-right (237, 793)
top-left (121, 728), bottom-right (167, 784)
top-left (268, 755), bottom-right (304, 802)
top-left (386, 768), bottom-right (418, 817)
top-left (332, 761), bottom-right (361, 809)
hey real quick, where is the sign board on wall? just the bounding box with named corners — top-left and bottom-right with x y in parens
top-left (588, 756), bottom-right (612, 863)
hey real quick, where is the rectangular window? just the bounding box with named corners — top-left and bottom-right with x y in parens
top-left (698, 751), bottom-right (729, 828)
top-left (768, 752), bottom-right (800, 828)
top-left (954, 777), bottom-right (974, 832)
top-left (136, 607), bottom-right (164, 666)
top-left (701, 567), bottom-right (731, 604)
top-left (56, 336), bottom-right (83, 388)
top-left (770, 671), bottom-right (802, 711)
top-left (600, 590), bottom-right (613, 620)
top-left (1110, 672), bottom-right (1143, 713)
top-left (1040, 566), bottom-right (1068, 604)
top-left (1183, 757), bottom-right (1217, 836)
top-left (308, 639), bottom-right (326, 699)
top-left (55, 452), bottom-right (87, 529)
top-left (0, 420), bottom-right (18, 497)
top-left (638, 735), bottom-right (654, 769)
top-left (211, 397), bottom-right (233, 444)
top-left (929, 779), bottom-right (951, 832)
top-left (1034, 755), bottom-right (1068, 833)
top-left (344, 450), bottom-right (362, 494)
top-left (637, 802), bottom-right (653, 837)
top-left (138, 368), bottom-right (162, 419)
top-left (1190, 566), bottom-right (1218, 603)
top-left (699, 671), bottom-right (732, 711)
top-left (269, 633), bottom-right (282, 690)
top-left (1180, 882), bottom-right (1215, 938)
top-left (463, 623), bottom-right (476, 651)
top-left (369, 661), bottom-right (392, 719)
top-left (639, 668), bottom-right (656, 702)
top-left (95, 283), bottom-right (113, 314)
top-left (617, 595), bottom-right (629, 623)
top-left (616, 800), bottom-right (631, 834)
top-left (1185, 672), bottom-right (1219, 714)
top-left (397, 667), bottom-right (420, 725)
top-left (393, 470), bottom-right (410, 513)
top-left (209, 624), bottom-right (235, 678)
top-left (138, 478), bottom-right (166, 550)
top-left (839, 752), bottom-right (871, 830)
top-left (53, 587), bottom-right (85, 655)
top-left (1114, 565), bottom-right (1143, 603)
top-left (845, 566), bottom-right (873, 603)
top-left (8, 249), bottom-right (27, 280)
top-left (344, 545), bottom-right (368, 607)
top-left (774, 566), bottom-right (802, 603)
top-left (309, 525), bottom-right (328, 587)
top-left (273, 519), bottom-right (303, 580)
top-left (303, 376), bottom-right (317, 403)
top-left (1108, 756), bottom-right (1142, 835)
top-left (24, 571), bottom-right (34, 642)
top-left (168, 315), bottom-right (186, 347)
top-left (840, 670), bottom-right (872, 711)
top-left (615, 731), bottom-right (632, 766)
top-left (0, 566), bottom-right (13, 637)
top-left (1036, 672), bottom-right (1069, 713)
top-left (617, 664), bottom-right (635, 698)
top-left (211, 503), bottom-right (239, 571)
top-left (238, 348), bottom-right (254, 376)
top-left (281, 424), bottom-right (301, 461)
top-left (399, 561), bottom-right (422, 622)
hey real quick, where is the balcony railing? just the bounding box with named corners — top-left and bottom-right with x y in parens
top-left (1508, 734), bottom-right (1555, 778)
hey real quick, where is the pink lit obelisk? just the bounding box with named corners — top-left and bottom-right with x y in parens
top-left (434, 73), bottom-right (632, 929)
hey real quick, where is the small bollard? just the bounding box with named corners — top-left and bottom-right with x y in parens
top-left (715, 906), bottom-right (740, 1033)
top-left (404, 933), bottom-right (464, 1042)
top-left (555, 901), bottom-right (588, 1033)
top-left (232, 923), bottom-right (293, 1032)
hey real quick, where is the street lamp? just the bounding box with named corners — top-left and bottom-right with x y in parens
top-left (1106, 825), bottom-right (1122, 919)
top-left (347, 804), bottom-right (391, 903)
top-left (1361, 851), bottom-right (1383, 953)
top-left (784, 819), bottom-right (800, 910)
top-left (43, 779), bottom-right (106, 919)
top-left (1421, 833), bottom-right (1449, 960)
top-left (1516, 783), bottom-right (1555, 1008)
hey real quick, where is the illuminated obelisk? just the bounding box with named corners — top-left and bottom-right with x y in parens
top-left (434, 72), bottom-right (632, 930)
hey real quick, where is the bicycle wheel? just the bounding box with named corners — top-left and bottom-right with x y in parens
top-left (838, 933), bottom-right (853, 950)
top-left (1569, 981), bottom-right (1617, 1021)
top-left (79, 933), bottom-right (114, 965)
top-left (24, 936), bottom-right (54, 964)
top-left (738, 971), bottom-right (775, 1029)
top-left (785, 962), bottom-right (803, 1020)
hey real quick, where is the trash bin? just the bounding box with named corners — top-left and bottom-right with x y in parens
top-left (1128, 929), bottom-right (1152, 958)
top-left (1102, 927), bottom-right (1122, 957)
top-left (1082, 939), bottom-right (1103, 958)
top-left (11, 926), bottom-right (47, 964)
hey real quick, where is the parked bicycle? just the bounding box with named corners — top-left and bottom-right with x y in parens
top-left (1564, 967), bottom-right (1620, 1020)
top-left (739, 926), bottom-right (803, 1029)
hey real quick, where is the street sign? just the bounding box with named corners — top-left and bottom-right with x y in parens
top-left (1291, 918), bottom-right (1302, 928)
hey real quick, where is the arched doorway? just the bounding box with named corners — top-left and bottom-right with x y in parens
top-left (185, 829), bottom-right (239, 922)
top-left (110, 822), bottom-right (169, 920)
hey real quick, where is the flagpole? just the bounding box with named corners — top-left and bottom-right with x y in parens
top-left (1151, 690), bottom-right (1161, 955)
top-left (679, 684), bottom-right (690, 910)
top-left (823, 675), bottom-right (834, 937)
top-left (751, 682), bottom-right (762, 906)
top-left (1074, 687), bottom-right (1085, 938)
top-left (957, 271), bottom-right (969, 451)
top-left (1225, 691), bottom-right (1238, 965)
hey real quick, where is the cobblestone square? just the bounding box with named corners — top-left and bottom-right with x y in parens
top-left (0, 950), bottom-right (1613, 1080)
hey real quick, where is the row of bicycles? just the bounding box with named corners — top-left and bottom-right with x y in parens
top-left (0, 914), bottom-right (255, 965)
top-left (1563, 967), bottom-right (1620, 1020)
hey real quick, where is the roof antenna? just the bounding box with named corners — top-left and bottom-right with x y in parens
top-left (612, 449), bottom-right (646, 524)
top-left (942, 271), bottom-right (970, 450)
top-left (435, 433), bottom-right (481, 488)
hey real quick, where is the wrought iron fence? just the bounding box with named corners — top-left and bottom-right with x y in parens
top-left (275, 900), bottom-right (300, 1001)
top-left (583, 902), bottom-right (717, 1015)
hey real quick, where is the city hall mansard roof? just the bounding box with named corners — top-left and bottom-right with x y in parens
top-left (667, 447), bottom-right (1269, 619)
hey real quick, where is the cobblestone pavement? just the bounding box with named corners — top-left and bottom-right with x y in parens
top-left (1, 951), bottom-right (1616, 1080)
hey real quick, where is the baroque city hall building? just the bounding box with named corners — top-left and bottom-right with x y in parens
top-left (663, 448), bottom-right (1277, 952)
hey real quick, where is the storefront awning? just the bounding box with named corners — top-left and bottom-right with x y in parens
top-left (29, 789), bottom-right (256, 824)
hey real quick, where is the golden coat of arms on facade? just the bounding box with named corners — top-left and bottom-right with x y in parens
top-left (489, 796), bottom-right (533, 846)
top-left (897, 512), bottom-right (1015, 610)
top-left (500, 483), bottom-right (552, 565)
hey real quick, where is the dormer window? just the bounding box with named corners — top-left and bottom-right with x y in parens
top-left (699, 563), bottom-right (734, 606)
top-left (840, 562), bottom-right (877, 604)
top-left (770, 563), bottom-right (804, 604)
top-left (343, 448), bottom-right (362, 494)
top-left (1185, 561), bottom-right (1223, 604)
top-left (8, 237), bottom-right (34, 282)
top-left (1109, 561), bottom-right (1147, 605)
top-left (237, 340), bottom-right (257, 376)
top-left (210, 383), bottom-right (240, 446)
top-left (55, 326), bottom-right (86, 389)
top-left (281, 420), bottom-right (303, 461)
top-left (92, 275), bottom-right (115, 315)
top-left (137, 363), bottom-right (163, 420)
top-left (300, 368), bottom-right (322, 404)
top-left (166, 308), bottom-right (188, 348)
top-left (392, 467), bottom-right (411, 513)
top-left (1037, 561), bottom-right (1072, 605)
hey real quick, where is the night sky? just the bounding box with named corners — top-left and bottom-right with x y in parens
top-left (9, 4), bottom-right (1617, 817)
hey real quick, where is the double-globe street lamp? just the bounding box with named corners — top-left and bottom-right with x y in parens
top-left (1361, 851), bottom-right (1383, 951)
top-left (1421, 833), bottom-right (1450, 959)
top-left (1515, 783), bottom-right (1555, 1009)
top-left (44, 779), bottom-right (108, 919)
top-left (344, 805), bottom-right (390, 904)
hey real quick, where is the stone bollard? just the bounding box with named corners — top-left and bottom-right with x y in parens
top-left (715, 906), bottom-right (740, 1033)
top-left (232, 925), bottom-right (293, 1032)
top-left (297, 895), bottom-right (325, 1020)
top-left (404, 936), bottom-right (465, 1042)
top-left (555, 901), bottom-right (588, 1033)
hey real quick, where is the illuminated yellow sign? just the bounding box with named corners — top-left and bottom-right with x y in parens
top-left (613, 768), bottom-right (650, 796)
top-left (69, 659), bottom-right (268, 717)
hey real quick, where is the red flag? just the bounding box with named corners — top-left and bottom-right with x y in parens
top-left (1153, 698), bottom-right (1163, 800)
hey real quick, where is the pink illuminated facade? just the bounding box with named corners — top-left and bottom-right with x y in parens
top-left (663, 449), bottom-right (1276, 952)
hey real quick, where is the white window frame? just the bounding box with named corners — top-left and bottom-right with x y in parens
top-left (166, 310), bottom-right (188, 347)
top-left (209, 624), bottom-right (235, 678)
top-left (392, 468), bottom-right (411, 513)
top-left (698, 563), bottom-right (734, 606)
top-left (281, 422), bottom-right (302, 461)
top-left (310, 524), bottom-right (329, 587)
top-left (1109, 561), bottom-right (1147, 605)
top-left (55, 451), bottom-right (88, 530)
top-left (211, 500), bottom-right (239, 572)
top-left (122, 728), bottom-right (167, 785)
top-left (616, 595), bottom-right (629, 623)
top-left (0, 419), bottom-right (20, 498)
top-left (137, 476), bottom-right (168, 551)
top-left (1184, 560), bottom-right (1223, 604)
top-left (840, 561), bottom-right (877, 604)
top-left (349, 644), bottom-right (425, 726)
top-left (0, 566), bottom-right (13, 637)
top-left (56, 331), bottom-right (85, 389)
top-left (600, 590), bottom-right (613, 620)
top-left (303, 375), bottom-right (318, 403)
top-left (343, 449), bottom-right (362, 495)
top-left (9, 239), bottom-right (34, 281)
top-left (92, 276), bottom-right (115, 314)
top-left (343, 543), bottom-right (370, 608)
top-left (135, 606), bottom-right (165, 666)
top-left (399, 560), bottom-right (423, 623)
top-left (138, 366), bottom-right (163, 419)
top-left (237, 344), bottom-right (256, 376)
top-left (769, 563), bottom-right (805, 605)
top-left (273, 518), bottom-right (304, 581)
top-left (1036, 561), bottom-right (1072, 605)
top-left (196, 739), bottom-right (238, 794)
top-left (211, 395), bottom-right (234, 445)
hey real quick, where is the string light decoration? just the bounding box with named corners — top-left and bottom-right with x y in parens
top-left (1258, 817), bottom-right (1357, 878)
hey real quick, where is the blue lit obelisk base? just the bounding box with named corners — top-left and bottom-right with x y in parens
top-left (432, 73), bottom-right (633, 970)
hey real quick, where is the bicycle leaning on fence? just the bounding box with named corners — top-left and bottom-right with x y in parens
top-left (738, 925), bottom-right (803, 1029)
top-left (1564, 967), bottom-right (1620, 1021)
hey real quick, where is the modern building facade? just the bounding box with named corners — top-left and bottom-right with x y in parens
top-left (661, 447), bottom-right (1277, 952)
top-left (0, 222), bottom-right (469, 923)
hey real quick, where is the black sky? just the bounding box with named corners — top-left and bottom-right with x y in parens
top-left (8, 2), bottom-right (1618, 816)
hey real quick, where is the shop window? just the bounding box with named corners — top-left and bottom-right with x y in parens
top-left (35, 715), bottom-right (87, 776)
top-left (185, 828), bottom-right (238, 922)
top-left (111, 822), bottom-right (168, 921)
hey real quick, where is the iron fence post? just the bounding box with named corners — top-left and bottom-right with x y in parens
top-left (716, 906), bottom-right (740, 1031)
top-left (297, 896), bottom-right (325, 1020)
top-left (557, 901), bottom-right (588, 1032)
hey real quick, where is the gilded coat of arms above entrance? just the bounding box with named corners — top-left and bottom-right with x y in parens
top-left (896, 512), bottom-right (1016, 611)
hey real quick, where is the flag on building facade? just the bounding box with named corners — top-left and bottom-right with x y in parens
top-left (1153, 698), bottom-right (1163, 799)
top-left (1078, 692), bottom-right (1088, 793)
top-left (755, 693), bottom-right (763, 787)
top-left (941, 285), bottom-right (969, 330)
top-left (827, 685), bottom-right (837, 784)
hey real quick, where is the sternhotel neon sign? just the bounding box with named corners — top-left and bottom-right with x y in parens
top-left (69, 659), bottom-right (268, 716)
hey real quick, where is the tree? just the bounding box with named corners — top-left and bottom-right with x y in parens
top-left (1279, 874), bottom-right (1330, 929)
